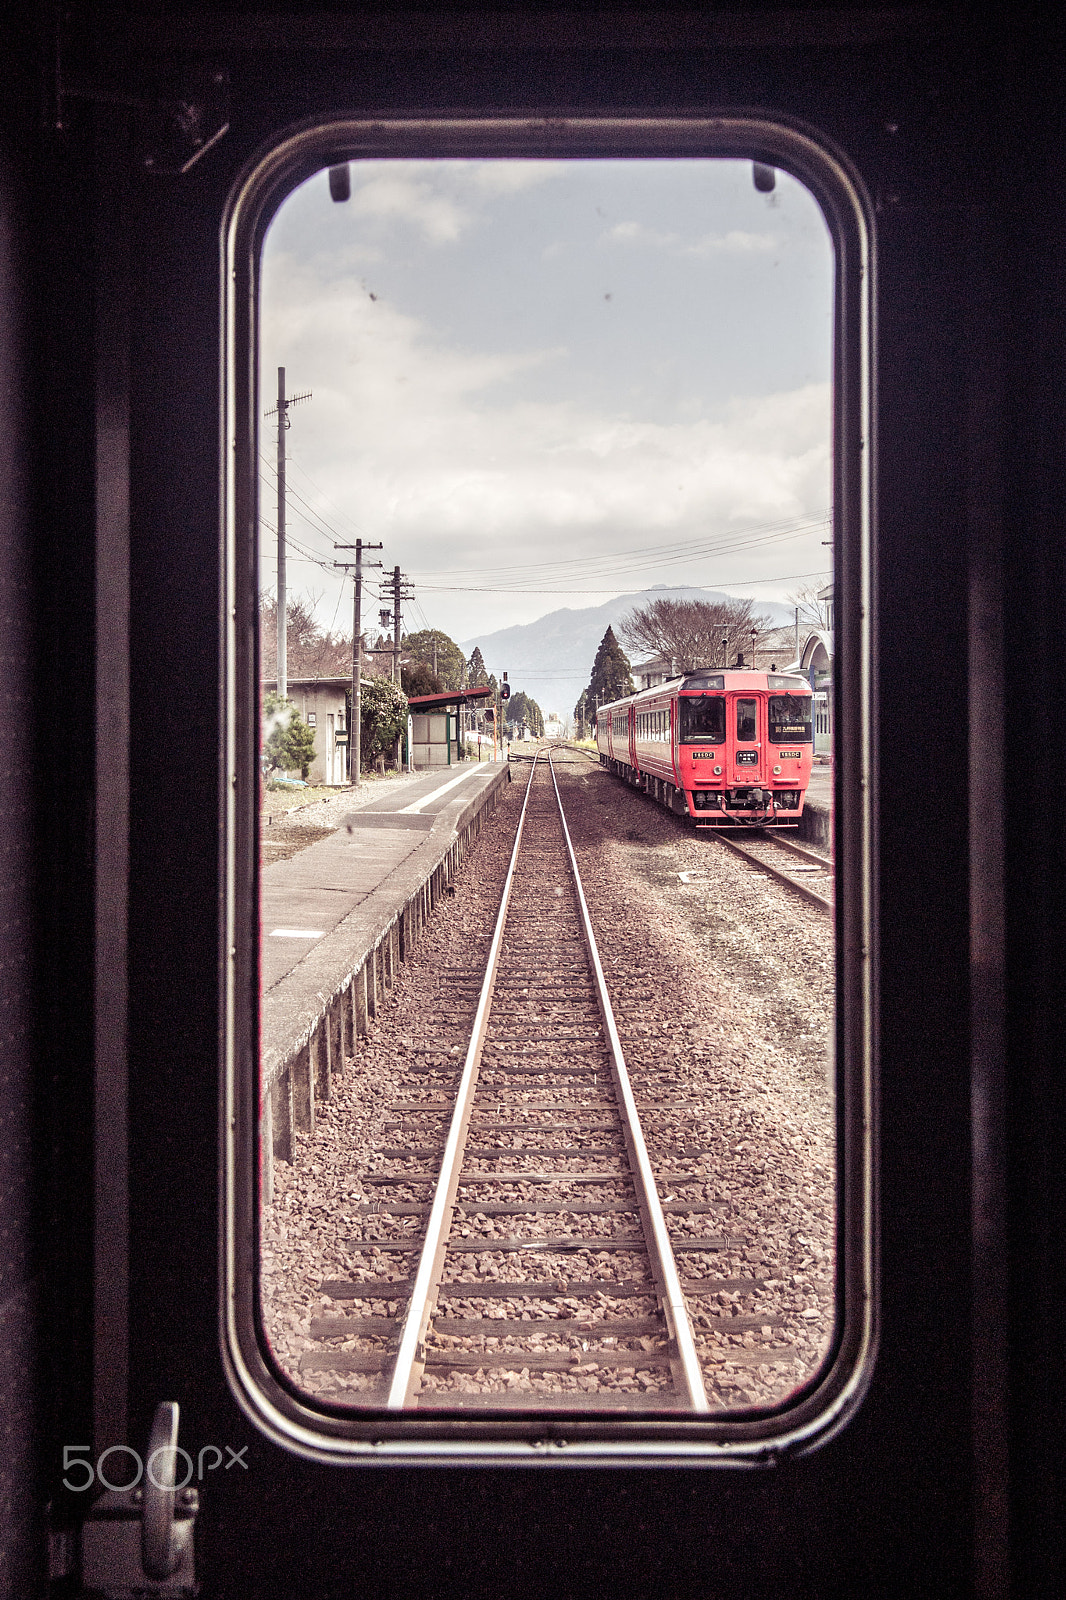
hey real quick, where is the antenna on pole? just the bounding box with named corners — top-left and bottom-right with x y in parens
top-left (264, 368), bottom-right (312, 701)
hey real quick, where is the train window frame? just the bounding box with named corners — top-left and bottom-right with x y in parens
top-left (221, 113), bottom-right (875, 1465)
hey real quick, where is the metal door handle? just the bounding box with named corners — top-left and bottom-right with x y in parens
top-left (142, 1401), bottom-right (194, 1580)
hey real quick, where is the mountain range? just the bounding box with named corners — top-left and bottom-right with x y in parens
top-left (460, 585), bottom-right (798, 724)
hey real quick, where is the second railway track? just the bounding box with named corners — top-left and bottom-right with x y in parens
top-left (298, 750), bottom-right (801, 1410)
top-left (711, 827), bottom-right (834, 912)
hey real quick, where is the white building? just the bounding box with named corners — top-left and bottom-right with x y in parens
top-left (263, 676), bottom-right (350, 785)
top-left (783, 585), bottom-right (834, 756)
top-left (632, 654), bottom-right (673, 690)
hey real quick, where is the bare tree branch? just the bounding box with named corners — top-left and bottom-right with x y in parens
top-left (617, 596), bottom-right (774, 672)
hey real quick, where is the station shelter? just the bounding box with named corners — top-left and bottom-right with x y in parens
top-left (407, 685), bottom-right (495, 769)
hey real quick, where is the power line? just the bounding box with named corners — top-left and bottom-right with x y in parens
top-left (259, 456), bottom-right (352, 552)
top-left (408, 509), bottom-right (831, 581)
top-left (411, 525), bottom-right (829, 592)
top-left (414, 566), bottom-right (832, 596)
top-left (258, 520), bottom-right (337, 575)
top-left (286, 454), bottom-right (370, 543)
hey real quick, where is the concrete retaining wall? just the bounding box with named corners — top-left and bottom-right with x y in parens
top-left (797, 795), bottom-right (833, 852)
top-left (260, 765), bottom-right (510, 1202)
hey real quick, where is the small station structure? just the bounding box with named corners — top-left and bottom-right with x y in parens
top-left (262, 674), bottom-right (350, 786)
top-left (407, 685), bottom-right (494, 769)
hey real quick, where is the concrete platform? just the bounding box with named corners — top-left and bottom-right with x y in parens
top-left (262, 762), bottom-right (502, 993)
top-left (260, 759), bottom-right (511, 1200)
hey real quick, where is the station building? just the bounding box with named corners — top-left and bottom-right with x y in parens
top-left (262, 675), bottom-right (350, 786)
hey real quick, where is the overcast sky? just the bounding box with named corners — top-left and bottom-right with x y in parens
top-left (259, 157), bottom-right (833, 648)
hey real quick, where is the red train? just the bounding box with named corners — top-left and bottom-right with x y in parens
top-left (596, 669), bottom-right (814, 827)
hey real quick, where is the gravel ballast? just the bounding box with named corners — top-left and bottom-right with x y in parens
top-left (260, 754), bottom-right (835, 1412)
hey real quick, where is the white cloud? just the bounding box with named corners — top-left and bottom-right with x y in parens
top-left (606, 220), bottom-right (680, 248)
top-left (469, 160), bottom-right (568, 195)
top-left (340, 159), bottom-right (568, 245)
top-left (348, 172), bottom-right (467, 243)
top-left (688, 228), bottom-right (779, 257)
top-left (260, 159), bottom-right (831, 637)
top-left (264, 248), bottom-right (828, 587)
top-left (605, 221), bottom-right (779, 257)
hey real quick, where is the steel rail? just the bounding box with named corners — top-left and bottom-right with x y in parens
top-left (384, 754), bottom-right (543, 1409)
top-left (751, 829), bottom-right (833, 870)
top-left (545, 752), bottom-right (710, 1413)
top-left (712, 828), bottom-right (833, 912)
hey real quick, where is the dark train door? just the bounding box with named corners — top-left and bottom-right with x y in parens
top-left (31, 7), bottom-right (1066, 1599)
top-left (730, 693), bottom-right (765, 790)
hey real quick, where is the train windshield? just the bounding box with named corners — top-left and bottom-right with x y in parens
top-left (246, 146), bottom-right (842, 1437)
top-left (679, 694), bottom-right (726, 742)
top-left (768, 694), bottom-right (813, 743)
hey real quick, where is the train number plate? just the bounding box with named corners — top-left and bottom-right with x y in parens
top-left (778, 750), bottom-right (801, 759)
top-left (691, 751), bottom-right (717, 760)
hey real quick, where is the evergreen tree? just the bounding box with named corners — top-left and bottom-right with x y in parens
top-left (262, 692), bottom-right (317, 781)
top-left (466, 646), bottom-right (489, 686)
top-left (575, 627), bottom-right (634, 729)
top-left (505, 690), bottom-right (545, 737)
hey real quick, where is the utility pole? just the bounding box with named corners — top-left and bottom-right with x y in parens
top-left (379, 565), bottom-right (414, 768)
top-left (335, 540), bottom-right (383, 787)
top-left (264, 367), bottom-right (311, 701)
top-left (391, 566), bottom-right (401, 684)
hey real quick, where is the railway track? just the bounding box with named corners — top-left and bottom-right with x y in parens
top-left (298, 749), bottom-right (797, 1411)
top-left (711, 827), bottom-right (834, 912)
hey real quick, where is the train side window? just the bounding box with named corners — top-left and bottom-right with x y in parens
top-left (223, 116), bottom-right (872, 1464)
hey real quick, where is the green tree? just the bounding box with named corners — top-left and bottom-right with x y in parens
top-left (466, 646), bottom-right (490, 686)
top-left (575, 626), bottom-right (634, 730)
top-left (359, 675), bottom-right (409, 770)
top-left (401, 660), bottom-right (443, 697)
top-left (505, 690), bottom-right (544, 737)
top-left (403, 628), bottom-right (465, 690)
top-left (262, 691), bottom-right (317, 780)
